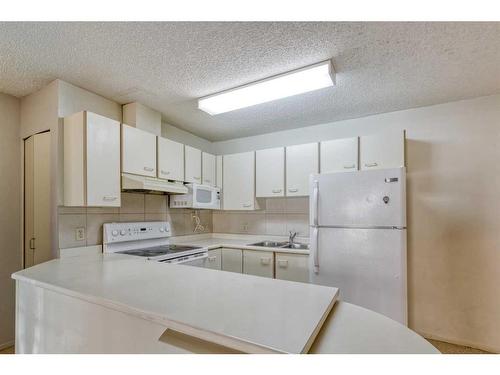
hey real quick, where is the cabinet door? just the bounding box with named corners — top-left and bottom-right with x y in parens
top-left (275, 253), bottom-right (309, 283)
top-left (360, 130), bottom-right (405, 170)
top-left (216, 155), bottom-right (223, 190)
top-left (243, 250), bottom-right (274, 278)
top-left (204, 249), bottom-right (222, 270)
top-left (223, 152), bottom-right (256, 210)
top-left (202, 152), bottom-right (216, 186)
top-left (256, 147), bottom-right (285, 197)
top-left (121, 124), bottom-right (157, 177)
top-left (185, 145), bottom-right (202, 183)
top-left (157, 137), bottom-right (184, 181)
top-left (86, 112), bottom-right (121, 206)
top-left (320, 137), bottom-right (358, 173)
top-left (286, 143), bottom-right (318, 197)
top-left (221, 248), bottom-right (243, 273)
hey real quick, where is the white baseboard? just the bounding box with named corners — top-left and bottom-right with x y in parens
top-left (418, 330), bottom-right (498, 354)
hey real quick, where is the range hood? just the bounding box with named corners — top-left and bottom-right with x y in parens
top-left (121, 173), bottom-right (188, 194)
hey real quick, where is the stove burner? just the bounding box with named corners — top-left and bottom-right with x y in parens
top-left (117, 244), bottom-right (202, 258)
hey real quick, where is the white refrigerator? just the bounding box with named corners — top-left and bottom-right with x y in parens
top-left (309, 167), bottom-right (407, 325)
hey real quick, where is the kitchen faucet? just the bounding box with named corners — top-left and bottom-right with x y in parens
top-left (289, 231), bottom-right (298, 245)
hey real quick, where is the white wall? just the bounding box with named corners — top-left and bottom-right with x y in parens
top-left (162, 122), bottom-right (213, 153)
top-left (213, 94), bottom-right (500, 353)
top-left (0, 92), bottom-right (21, 348)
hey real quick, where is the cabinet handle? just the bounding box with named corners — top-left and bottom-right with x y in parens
top-left (278, 260), bottom-right (288, 268)
top-left (193, 176), bottom-right (201, 180)
top-left (243, 203), bottom-right (252, 208)
top-left (260, 257), bottom-right (271, 265)
top-left (204, 179), bottom-right (211, 183)
top-left (144, 166), bottom-right (154, 172)
top-left (364, 162), bottom-right (378, 168)
top-left (103, 196), bottom-right (118, 201)
top-left (29, 237), bottom-right (35, 250)
top-left (161, 170), bottom-right (170, 175)
top-left (288, 188), bottom-right (298, 193)
top-left (208, 256), bottom-right (217, 262)
top-left (272, 189), bottom-right (282, 193)
top-left (343, 164), bottom-right (356, 169)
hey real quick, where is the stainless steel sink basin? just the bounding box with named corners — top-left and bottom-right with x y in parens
top-left (279, 243), bottom-right (310, 250)
top-left (248, 241), bottom-right (288, 248)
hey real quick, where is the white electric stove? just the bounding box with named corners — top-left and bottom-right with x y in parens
top-left (103, 221), bottom-right (207, 265)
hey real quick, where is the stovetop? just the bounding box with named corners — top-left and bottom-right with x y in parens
top-left (117, 244), bottom-right (203, 258)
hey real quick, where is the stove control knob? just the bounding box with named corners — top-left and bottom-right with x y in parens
top-left (120, 230), bottom-right (126, 236)
top-left (165, 227), bottom-right (170, 232)
top-left (111, 230), bottom-right (118, 236)
top-left (159, 228), bottom-right (164, 232)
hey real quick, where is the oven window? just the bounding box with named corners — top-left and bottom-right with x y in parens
top-left (196, 188), bottom-right (212, 203)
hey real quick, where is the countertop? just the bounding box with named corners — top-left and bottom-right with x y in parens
top-left (12, 253), bottom-right (336, 354)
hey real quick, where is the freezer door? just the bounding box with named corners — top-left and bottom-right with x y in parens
top-left (309, 227), bottom-right (407, 325)
top-left (310, 167), bottom-right (406, 228)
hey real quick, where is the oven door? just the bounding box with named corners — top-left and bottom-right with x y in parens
top-left (192, 184), bottom-right (220, 210)
top-left (160, 251), bottom-right (208, 265)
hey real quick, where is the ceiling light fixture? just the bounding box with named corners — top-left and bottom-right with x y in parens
top-left (198, 60), bottom-right (335, 115)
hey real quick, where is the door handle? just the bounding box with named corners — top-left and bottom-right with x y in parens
top-left (103, 196), bottom-right (118, 201)
top-left (161, 170), bottom-right (170, 175)
top-left (364, 162), bottom-right (378, 168)
top-left (288, 188), bottom-right (298, 193)
top-left (242, 203), bottom-right (252, 208)
top-left (29, 238), bottom-right (35, 250)
top-left (343, 164), bottom-right (356, 169)
top-left (272, 189), bottom-right (282, 193)
top-left (144, 166), bottom-right (154, 172)
top-left (311, 227), bottom-right (319, 274)
top-left (312, 180), bottom-right (319, 226)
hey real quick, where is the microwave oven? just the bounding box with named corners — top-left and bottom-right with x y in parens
top-left (169, 184), bottom-right (220, 210)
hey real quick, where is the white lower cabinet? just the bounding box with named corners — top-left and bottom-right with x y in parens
top-left (204, 249), bottom-right (222, 270)
top-left (275, 253), bottom-right (309, 283)
top-left (243, 250), bottom-right (274, 278)
top-left (221, 248), bottom-right (243, 273)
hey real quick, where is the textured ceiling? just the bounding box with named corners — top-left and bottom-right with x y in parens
top-left (1, 22), bottom-right (499, 141)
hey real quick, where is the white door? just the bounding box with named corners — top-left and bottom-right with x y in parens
top-left (243, 250), bottom-right (274, 278)
top-left (158, 137), bottom-right (184, 181)
top-left (222, 152), bottom-right (256, 210)
top-left (202, 152), bottom-right (216, 186)
top-left (256, 147), bottom-right (285, 197)
top-left (286, 143), bottom-right (318, 197)
top-left (86, 112), bottom-right (121, 206)
top-left (221, 248), bottom-right (243, 273)
top-left (275, 253), bottom-right (309, 283)
top-left (121, 124), bottom-right (156, 177)
top-left (185, 146), bottom-right (202, 183)
top-left (310, 168), bottom-right (406, 228)
top-left (320, 137), bottom-right (358, 173)
top-left (360, 130), bottom-right (405, 170)
top-left (309, 227), bottom-right (407, 325)
top-left (24, 132), bottom-right (51, 268)
top-left (204, 249), bottom-right (222, 270)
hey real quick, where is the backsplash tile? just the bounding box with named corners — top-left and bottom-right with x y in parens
top-left (120, 193), bottom-right (145, 213)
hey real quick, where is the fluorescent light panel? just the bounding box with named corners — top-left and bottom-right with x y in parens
top-left (198, 60), bottom-right (335, 115)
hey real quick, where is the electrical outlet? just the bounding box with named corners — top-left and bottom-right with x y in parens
top-left (75, 227), bottom-right (85, 241)
top-left (242, 223), bottom-right (249, 233)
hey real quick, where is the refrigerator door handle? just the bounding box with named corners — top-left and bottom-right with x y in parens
top-left (312, 179), bottom-right (319, 226)
top-left (311, 227), bottom-right (319, 274)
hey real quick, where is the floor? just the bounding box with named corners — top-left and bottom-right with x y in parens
top-left (0, 340), bottom-right (492, 354)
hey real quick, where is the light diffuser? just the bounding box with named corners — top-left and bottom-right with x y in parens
top-left (198, 60), bottom-right (335, 115)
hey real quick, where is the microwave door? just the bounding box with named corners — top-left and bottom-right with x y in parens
top-left (193, 185), bottom-right (216, 209)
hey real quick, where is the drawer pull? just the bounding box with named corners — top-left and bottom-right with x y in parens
top-left (161, 170), bottom-right (170, 175)
top-left (272, 189), bottom-right (282, 193)
top-left (144, 166), bottom-right (154, 172)
top-left (364, 162), bottom-right (378, 168)
top-left (243, 203), bottom-right (252, 208)
top-left (208, 256), bottom-right (217, 262)
top-left (343, 164), bottom-right (356, 169)
top-left (288, 188), bottom-right (298, 193)
top-left (103, 196), bottom-right (118, 201)
top-left (260, 257), bottom-right (271, 265)
top-left (278, 260), bottom-right (288, 268)
top-left (193, 176), bottom-right (201, 180)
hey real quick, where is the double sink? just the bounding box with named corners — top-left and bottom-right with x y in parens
top-left (248, 240), bottom-right (309, 250)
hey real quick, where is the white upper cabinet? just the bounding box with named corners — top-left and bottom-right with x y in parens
top-left (320, 137), bottom-right (359, 173)
top-left (185, 145), bottom-right (202, 183)
top-left (216, 155), bottom-right (223, 190)
top-left (286, 143), bottom-right (319, 197)
top-left (157, 137), bottom-right (184, 182)
top-left (121, 124), bottom-right (157, 177)
top-left (202, 152), bottom-right (216, 186)
top-left (64, 111), bottom-right (121, 207)
top-left (223, 151), bottom-right (256, 210)
top-left (360, 130), bottom-right (405, 170)
top-left (256, 147), bottom-right (285, 198)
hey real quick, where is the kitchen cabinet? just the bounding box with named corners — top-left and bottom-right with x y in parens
top-left (285, 143), bottom-right (319, 197)
top-left (202, 152), bottom-right (216, 186)
top-left (256, 147), bottom-right (285, 197)
top-left (157, 137), bottom-right (184, 182)
top-left (275, 253), bottom-right (309, 283)
top-left (185, 145), bottom-right (202, 183)
top-left (243, 250), bottom-right (274, 278)
top-left (221, 248), bottom-right (243, 273)
top-left (320, 137), bottom-right (359, 173)
top-left (64, 111), bottom-right (121, 207)
top-left (122, 124), bottom-right (157, 177)
top-left (216, 155), bottom-right (223, 189)
top-left (360, 130), bottom-right (405, 170)
top-left (222, 151), bottom-right (257, 210)
top-left (204, 248), bottom-right (222, 270)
